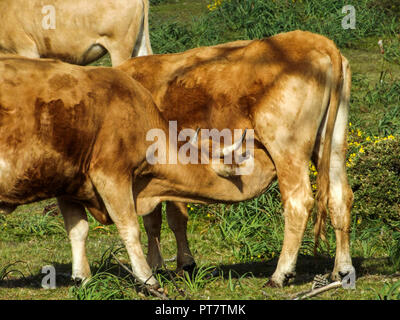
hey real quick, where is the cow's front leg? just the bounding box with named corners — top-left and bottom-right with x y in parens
top-left (57, 197), bottom-right (91, 282)
top-left (266, 162), bottom-right (314, 287)
top-left (90, 172), bottom-right (158, 288)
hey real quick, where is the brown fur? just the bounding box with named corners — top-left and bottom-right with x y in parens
top-left (119, 30), bottom-right (354, 286)
top-left (0, 54), bottom-right (267, 286)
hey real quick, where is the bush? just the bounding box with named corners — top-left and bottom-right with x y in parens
top-left (347, 134), bottom-right (400, 227)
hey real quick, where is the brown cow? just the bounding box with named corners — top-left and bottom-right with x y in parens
top-left (118, 30), bottom-right (354, 287)
top-left (0, 55), bottom-right (261, 290)
top-left (0, 0), bottom-right (152, 66)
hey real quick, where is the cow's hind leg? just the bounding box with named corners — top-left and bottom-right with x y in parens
top-left (266, 160), bottom-right (314, 287)
top-left (143, 204), bottom-right (163, 270)
top-left (327, 57), bottom-right (354, 281)
top-left (166, 202), bottom-right (196, 272)
top-left (143, 202), bottom-right (196, 273)
top-left (57, 197), bottom-right (91, 282)
top-left (328, 139), bottom-right (354, 282)
top-left (90, 171), bottom-right (158, 287)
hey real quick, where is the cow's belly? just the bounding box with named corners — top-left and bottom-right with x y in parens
top-left (0, 152), bottom-right (84, 206)
top-left (40, 42), bottom-right (107, 66)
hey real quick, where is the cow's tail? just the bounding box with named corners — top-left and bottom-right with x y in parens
top-left (142, 0), bottom-right (153, 55)
top-left (313, 44), bottom-right (344, 253)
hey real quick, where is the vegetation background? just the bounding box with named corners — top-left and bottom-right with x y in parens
top-left (0, 0), bottom-right (400, 300)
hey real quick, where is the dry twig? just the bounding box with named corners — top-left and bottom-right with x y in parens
top-left (110, 252), bottom-right (169, 300)
top-left (292, 281), bottom-right (342, 300)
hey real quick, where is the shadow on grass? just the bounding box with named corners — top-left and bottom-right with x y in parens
top-left (0, 262), bottom-right (76, 289)
top-left (214, 255), bottom-right (394, 285)
top-left (0, 255), bottom-right (394, 289)
top-left (0, 259), bottom-right (137, 290)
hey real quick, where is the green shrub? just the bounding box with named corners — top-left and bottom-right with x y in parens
top-left (347, 135), bottom-right (400, 227)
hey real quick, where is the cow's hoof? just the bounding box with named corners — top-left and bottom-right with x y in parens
top-left (175, 261), bottom-right (197, 277)
top-left (182, 262), bottom-right (197, 274)
top-left (331, 265), bottom-right (355, 282)
top-left (72, 276), bottom-right (89, 287)
top-left (264, 272), bottom-right (296, 288)
top-left (284, 271), bottom-right (296, 283)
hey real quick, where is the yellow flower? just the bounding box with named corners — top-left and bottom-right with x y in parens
top-left (207, 0), bottom-right (223, 11)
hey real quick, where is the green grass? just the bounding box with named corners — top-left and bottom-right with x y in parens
top-left (1, 0), bottom-right (400, 300)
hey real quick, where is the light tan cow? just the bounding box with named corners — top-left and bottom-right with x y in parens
top-left (119, 30), bottom-right (355, 287)
top-left (0, 0), bottom-right (152, 66)
top-left (0, 55), bottom-right (264, 291)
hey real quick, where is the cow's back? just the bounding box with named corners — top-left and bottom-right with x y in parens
top-left (119, 31), bottom-right (339, 132)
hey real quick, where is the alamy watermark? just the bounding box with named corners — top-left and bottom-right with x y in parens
top-left (42, 5), bottom-right (56, 30)
top-left (342, 5), bottom-right (356, 30)
top-left (145, 121), bottom-right (255, 176)
top-left (341, 266), bottom-right (356, 289)
top-left (41, 265), bottom-right (56, 289)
